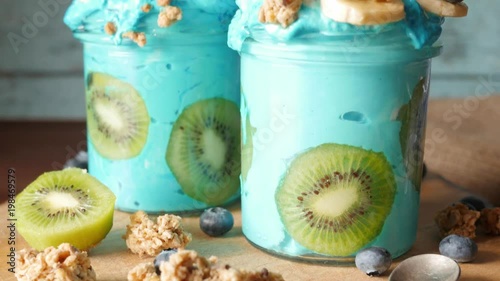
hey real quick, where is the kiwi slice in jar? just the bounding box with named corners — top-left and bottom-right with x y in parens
top-left (166, 98), bottom-right (241, 206)
top-left (16, 168), bottom-right (116, 251)
top-left (86, 72), bottom-right (150, 160)
top-left (275, 143), bottom-right (396, 256)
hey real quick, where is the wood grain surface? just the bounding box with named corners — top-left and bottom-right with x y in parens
top-left (424, 96), bottom-right (500, 205)
top-left (0, 96), bottom-right (499, 280)
top-left (0, 179), bottom-right (499, 281)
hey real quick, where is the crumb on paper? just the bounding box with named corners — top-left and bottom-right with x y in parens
top-left (157, 6), bottom-right (183, 28)
top-left (157, 0), bottom-right (171, 7)
top-left (434, 203), bottom-right (481, 238)
top-left (123, 211), bottom-right (192, 257)
top-left (258, 0), bottom-right (303, 28)
top-left (122, 31), bottom-right (147, 47)
top-left (104, 22), bottom-right (117, 35)
top-left (142, 4), bottom-right (152, 13)
top-left (480, 207), bottom-right (500, 235)
top-left (128, 262), bottom-right (160, 281)
top-left (15, 243), bottom-right (96, 281)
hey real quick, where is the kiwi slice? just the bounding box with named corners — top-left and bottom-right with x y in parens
top-left (241, 113), bottom-right (255, 182)
top-left (166, 98), bottom-right (241, 206)
top-left (86, 72), bottom-right (150, 160)
top-left (16, 168), bottom-right (116, 251)
top-left (275, 143), bottom-right (396, 256)
top-left (398, 78), bottom-right (427, 191)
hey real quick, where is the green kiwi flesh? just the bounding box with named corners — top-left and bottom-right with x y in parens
top-left (398, 78), bottom-right (427, 191)
top-left (276, 143), bottom-right (396, 256)
top-left (166, 98), bottom-right (241, 206)
top-left (241, 113), bottom-right (255, 182)
top-left (16, 168), bottom-right (116, 251)
top-left (87, 72), bottom-right (150, 160)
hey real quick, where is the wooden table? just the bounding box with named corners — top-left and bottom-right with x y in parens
top-left (1, 97), bottom-right (499, 281)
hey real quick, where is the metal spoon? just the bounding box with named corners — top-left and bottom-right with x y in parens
top-left (389, 254), bottom-right (461, 281)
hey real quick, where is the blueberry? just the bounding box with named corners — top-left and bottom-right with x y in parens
top-left (355, 247), bottom-right (392, 276)
top-left (199, 207), bottom-right (234, 237)
top-left (439, 234), bottom-right (477, 263)
top-left (64, 151), bottom-right (88, 170)
top-left (459, 196), bottom-right (486, 211)
top-left (154, 248), bottom-right (177, 275)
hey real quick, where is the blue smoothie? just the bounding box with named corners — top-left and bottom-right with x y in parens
top-left (65, 0), bottom-right (241, 213)
top-left (230, 0), bottom-right (445, 262)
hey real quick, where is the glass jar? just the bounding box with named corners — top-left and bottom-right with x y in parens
top-left (240, 37), bottom-right (441, 263)
top-left (70, 6), bottom-right (241, 213)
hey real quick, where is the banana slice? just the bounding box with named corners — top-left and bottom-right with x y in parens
top-left (321, 0), bottom-right (405, 26)
top-left (417, 0), bottom-right (468, 17)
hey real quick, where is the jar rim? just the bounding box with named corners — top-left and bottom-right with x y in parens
top-left (74, 31), bottom-right (227, 46)
top-left (241, 38), bottom-right (442, 63)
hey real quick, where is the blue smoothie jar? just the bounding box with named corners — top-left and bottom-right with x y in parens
top-left (230, 0), bottom-right (444, 263)
top-left (239, 38), bottom-right (440, 263)
top-left (64, 0), bottom-right (241, 213)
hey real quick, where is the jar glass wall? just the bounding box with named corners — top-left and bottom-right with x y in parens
top-left (76, 32), bottom-right (240, 213)
top-left (240, 39), bottom-right (440, 263)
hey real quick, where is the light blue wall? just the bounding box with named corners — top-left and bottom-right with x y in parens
top-left (0, 1), bottom-right (498, 120)
top-left (431, 1), bottom-right (500, 98)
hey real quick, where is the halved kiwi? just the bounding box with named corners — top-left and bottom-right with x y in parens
top-left (86, 72), bottom-right (150, 160)
top-left (16, 168), bottom-right (116, 251)
top-left (166, 98), bottom-right (241, 206)
top-left (276, 143), bottom-right (396, 256)
top-left (398, 78), bottom-right (427, 191)
top-left (241, 113), bottom-right (255, 182)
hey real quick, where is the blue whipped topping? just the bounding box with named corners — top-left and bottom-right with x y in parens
top-left (64, 0), bottom-right (237, 44)
top-left (228, 0), bottom-right (444, 51)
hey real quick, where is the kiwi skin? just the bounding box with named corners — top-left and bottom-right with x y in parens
top-left (241, 113), bottom-right (255, 182)
top-left (398, 78), bottom-right (427, 191)
top-left (16, 168), bottom-right (116, 251)
top-left (86, 72), bottom-right (150, 160)
top-left (166, 98), bottom-right (241, 206)
top-left (275, 143), bottom-right (396, 256)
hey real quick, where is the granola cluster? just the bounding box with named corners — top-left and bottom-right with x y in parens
top-left (157, 0), bottom-right (171, 6)
top-left (480, 207), bottom-right (500, 235)
top-left (156, 0), bottom-right (183, 27)
top-left (434, 203), bottom-right (481, 238)
top-left (123, 211), bottom-right (192, 257)
top-left (142, 4), bottom-right (153, 13)
top-left (15, 243), bottom-right (96, 281)
top-left (103, 0), bottom-right (183, 47)
top-left (104, 22), bottom-right (117, 35)
top-left (127, 250), bottom-right (284, 281)
top-left (158, 6), bottom-right (183, 28)
top-left (258, 0), bottom-right (303, 28)
top-left (122, 31), bottom-right (148, 47)
top-left (128, 262), bottom-right (161, 281)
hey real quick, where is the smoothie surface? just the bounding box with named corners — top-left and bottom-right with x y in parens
top-left (64, 0), bottom-right (238, 44)
top-left (228, 0), bottom-right (444, 51)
